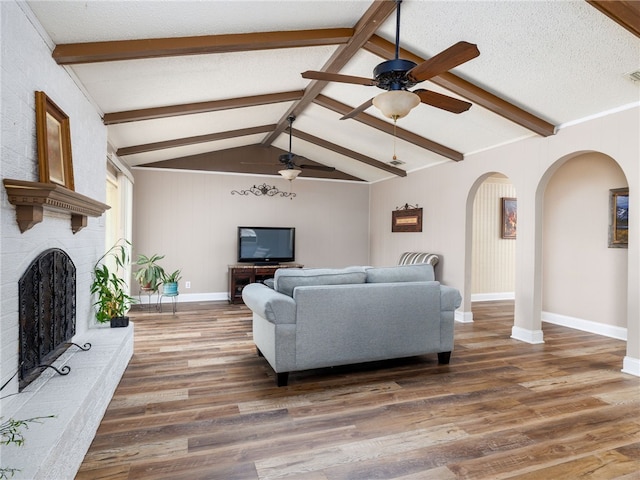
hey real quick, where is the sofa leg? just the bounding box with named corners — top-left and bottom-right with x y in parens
top-left (256, 347), bottom-right (263, 357)
top-left (438, 351), bottom-right (451, 364)
top-left (276, 372), bottom-right (289, 387)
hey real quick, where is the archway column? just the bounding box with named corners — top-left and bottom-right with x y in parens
top-left (622, 188), bottom-right (639, 376)
top-left (511, 182), bottom-right (544, 344)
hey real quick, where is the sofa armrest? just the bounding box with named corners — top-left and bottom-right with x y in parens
top-left (440, 285), bottom-right (462, 311)
top-left (242, 283), bottom-right (296, 324)
top-left (398, 252), bottom-right (439, 267)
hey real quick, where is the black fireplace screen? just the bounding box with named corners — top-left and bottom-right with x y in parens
top-left (19, 248), bottom-right (76, 389)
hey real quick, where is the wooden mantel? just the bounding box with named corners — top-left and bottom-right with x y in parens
top-left (3, 179), bottom-right (110, 233)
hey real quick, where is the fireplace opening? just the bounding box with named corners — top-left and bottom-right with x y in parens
top-left (19, 248), bottom-right (76, 390)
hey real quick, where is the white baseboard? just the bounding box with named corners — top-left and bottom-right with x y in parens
top-left (158, 295), bottom-right (639, 377)
top-left (160, 292), bottom-right (228, 303)
top-left (471, 292), bottom-right (515, 302)
top-left (455, 310), bottom-right (474, 323)
top-left (542, 311), bottom-right (627, 341)
top-left (622, 356), bottom-right (640, 377)
top-left (511, 325), bottom-right (545, 344)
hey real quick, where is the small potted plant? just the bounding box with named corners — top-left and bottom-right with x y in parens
top-left (90, 239), bottom-right (136, 327)
top-left (161, 269), bottom-right (182, 296)
top-left (134, 253), bottom-right (165, 292)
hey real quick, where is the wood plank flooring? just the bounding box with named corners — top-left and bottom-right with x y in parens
top-left (76, 300), bottom-right (640, 479)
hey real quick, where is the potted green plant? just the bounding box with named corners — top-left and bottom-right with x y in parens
top-left (134, 253), bottom-right (165, 292)
top-left (161, 269), bottom-right (182, 295)
top-left (90, 240), bottom-right (136, 327)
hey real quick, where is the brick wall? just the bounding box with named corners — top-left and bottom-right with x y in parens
top-left (1, 0), bottom-right (108, 397)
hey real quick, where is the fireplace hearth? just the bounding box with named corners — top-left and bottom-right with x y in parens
top-left (19, 248), bottom-right (76, 389)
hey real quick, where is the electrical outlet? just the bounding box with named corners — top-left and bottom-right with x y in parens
top-left (185, 281), bottom-right (191, 289)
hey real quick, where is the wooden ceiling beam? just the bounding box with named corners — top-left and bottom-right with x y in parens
top-left (262, 0), bottom-right (398, 146)
top-left (137, 144), bottom-right (363, 181)
top-left (314, 95), bottom-right (464, 162)
top-left (103, 90), bottom-right (304, 125)
top-left (364, 35), bottom-right (556, 137)
top-left (292, 129), bottom-right (406, 177)
top-left (116, 124), bottom-right (276, 156)
top-left (53, 28), bottom-right (354, 64)
top-left (587, 1), bottom-right (640, 38)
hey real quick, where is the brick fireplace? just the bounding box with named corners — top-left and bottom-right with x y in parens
top-left (0, 2), bottom-right (135, 477)
top-left (1, 222), bottom-right (133, 479)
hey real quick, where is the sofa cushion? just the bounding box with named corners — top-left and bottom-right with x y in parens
top-left (366, 263), bottom-right (435, 283)
top-left (274, 267), bottom-right (367, 297)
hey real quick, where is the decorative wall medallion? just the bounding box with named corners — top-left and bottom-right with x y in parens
top-left (231, 183), bottom-right (296, 199)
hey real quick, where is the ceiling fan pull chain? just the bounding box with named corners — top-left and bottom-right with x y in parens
top-left (393, 119), bottom-right (398, 161)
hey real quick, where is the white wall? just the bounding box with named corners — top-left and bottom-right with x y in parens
top-left (370, 106), bottom-right (639, 373)
top-left (131, 169), bottom-right (370, 296)
top-left (369, 159), bottom-right (468, 286)
top-left (1, 1), bottom-right (108, 394)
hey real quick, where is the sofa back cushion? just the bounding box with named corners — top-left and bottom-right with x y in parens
top-left (274, 267), bottom-right (367, 297)
top-left (366, 263), bottom-right (435, 283)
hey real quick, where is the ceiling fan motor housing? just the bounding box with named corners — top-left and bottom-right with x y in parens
top-left (374, 58), bottom-right (418, 91)
top-left (279, 153), bottom-right (294, 165)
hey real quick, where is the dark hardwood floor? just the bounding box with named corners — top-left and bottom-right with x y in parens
top-left (76, 300), bottom-right (639, 479)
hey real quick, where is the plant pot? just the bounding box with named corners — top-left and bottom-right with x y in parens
top-left (140, 283), bottom-right (157, 293)
top-left (110, 316), bottom-right (129, 328)
top-left (163, 282), bottom-right (178, 295)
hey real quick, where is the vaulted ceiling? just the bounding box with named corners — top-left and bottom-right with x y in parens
top-left (27, 0), bottom-right (640, 183)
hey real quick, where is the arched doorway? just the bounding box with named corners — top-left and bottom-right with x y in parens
top-left (471, 173), bottom-right (517, 302)
top-left (462, 172), bottom-right (516, 323)
top-left (541, 152), bottom-right (628, 339)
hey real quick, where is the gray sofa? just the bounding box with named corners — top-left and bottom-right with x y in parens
top-left (242, 263), bottom-right (462, 386)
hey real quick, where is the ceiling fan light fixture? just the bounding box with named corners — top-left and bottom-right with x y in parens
top-left (372, 90), bottom-right (420, 120)
top-left (278, 168), bottom-right (301, 181)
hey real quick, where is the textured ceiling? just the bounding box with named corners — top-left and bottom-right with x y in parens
top-left (27, 0), bottom-right (640, 183)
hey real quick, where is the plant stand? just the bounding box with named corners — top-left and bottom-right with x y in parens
top-left (139, 287), bottom-right (159, 312)
top-left (160, 292), bottom-right (178, 314)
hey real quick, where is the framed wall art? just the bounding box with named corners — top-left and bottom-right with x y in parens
top-left (501, 197), bottom-right (517, 239)
top-left (35, 91), bottom-right (74, 191)
top-left (392, 204), bottom-right (422, 233)
top-left (609, 188), bottom-right (628, 248)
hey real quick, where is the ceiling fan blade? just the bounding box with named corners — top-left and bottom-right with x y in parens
top-left (413, 89), bottom-right (472, 114)
top-left (300, 164), bottom-right (336, 172)
top-left (301, 70), bottom-right (377, 86)
top-left (407, 41), bottom-right (480, 83)
top-left (292, 155), bottom-right (336, 172)
top-left (340, 98), bottom-right (374, 120)
top-left (241, 161), bottom-right (280, 166)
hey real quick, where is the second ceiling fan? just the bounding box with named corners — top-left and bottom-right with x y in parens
top-left (301, 0), bottom-right (480, 121)
top-left (278, 115), bottom-right (335, 180)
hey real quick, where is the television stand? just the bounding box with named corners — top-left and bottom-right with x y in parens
top-left (228, 263), bottom-right (303, 304)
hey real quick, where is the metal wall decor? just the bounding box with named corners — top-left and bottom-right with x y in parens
top-left (392, 203), bottom-right (422, 232)
top-left (231, 183), bottom-right (296, 199)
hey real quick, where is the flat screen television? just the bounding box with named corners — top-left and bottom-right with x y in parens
top-left (237, 226), bottom-right (295, 264)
